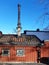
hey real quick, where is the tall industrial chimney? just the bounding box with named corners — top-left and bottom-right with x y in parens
top-left (17, 4), bottom-right (22, 36)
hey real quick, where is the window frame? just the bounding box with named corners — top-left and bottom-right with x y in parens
top-left (16, 49), bottom-right (25, 57)
top-left (2, 49), bottom-right (10, 56)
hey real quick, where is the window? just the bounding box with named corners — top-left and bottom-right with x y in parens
top-left (2, 49), bottom-right (10, 56)
top-left (16, 49), bottom-right (25, 56)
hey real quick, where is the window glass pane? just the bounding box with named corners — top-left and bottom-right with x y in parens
top-left (17, 49), bottom-right (24, 56)
top-left (3, 50), bottom-right (8, 54)
top-left (2, 49), bottom-right (10, 56)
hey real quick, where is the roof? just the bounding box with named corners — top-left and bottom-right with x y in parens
top-left (0, 34), bottom-right (41, 46)
top-left (24, 30), bottom-right (49, 41)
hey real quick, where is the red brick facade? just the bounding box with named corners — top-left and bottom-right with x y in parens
top-left (0, 41), bottom-right (49, 62)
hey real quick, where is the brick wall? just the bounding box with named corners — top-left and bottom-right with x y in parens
top-left (0, 45), bottom-right (37, 62)
top-left (0, 41), bottom-right (49, 63)
top-left (41, 41), bottom-right (49, 57)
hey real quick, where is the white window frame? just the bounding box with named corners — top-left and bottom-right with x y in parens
top-left (16, 49), bottom-right (25, 56)
top-left (2, 49), bottom-right (10, 56)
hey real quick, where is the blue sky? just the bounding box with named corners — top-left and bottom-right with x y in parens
top-left (0, 0), bottom-right (49, 34)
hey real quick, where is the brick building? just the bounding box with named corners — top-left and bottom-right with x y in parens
top-left (0, 4), bottom-right (49, 63)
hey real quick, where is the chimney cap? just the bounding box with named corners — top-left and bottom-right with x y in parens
top-left (0, 31), bottom-right (2, 36)
top-left (36, 29), bottom-right (40, 31)
top-left (0, 31), bottom-right (2, 34)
